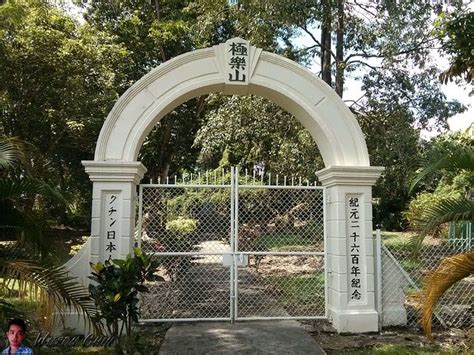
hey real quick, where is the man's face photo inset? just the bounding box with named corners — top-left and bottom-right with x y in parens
top-left (6, 324), bottom-right (26, 350)
top-left (3, 319), bottom-right (32, 354)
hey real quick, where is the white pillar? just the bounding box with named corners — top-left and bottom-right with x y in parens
top-left (317, 166), bottom-right (384, 333)
top-left (82, 161), bottom-right (147, 264)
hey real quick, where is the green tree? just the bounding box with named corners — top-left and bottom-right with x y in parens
top-left (221, 1), bottom-right (466, 128)
top-left (435, 11), bottom-right (474, 85)
top-left (194, 95), bottom-right (323, 178)
top-left (358, 108), bottom-right (422, 230)
top-left (188, 0), bottom-right (302, 56)
top-left (410, 144), bottom-right (474, 237)
top-left (83, 0), bottom-right (305, 180)
top-left (405, 132), bottom-right (474, 238)
top-left (84, 0), bottom-right (205, 179)
top-left (0, 0), bottom-right (130, 227)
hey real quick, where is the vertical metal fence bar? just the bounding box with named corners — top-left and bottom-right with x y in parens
top-left (323, 187), bottom-right (328, 318)
top-left (375, 229), bottom-right (383, 331)
top-left (468, 223), bottom-right (472, 250)
top-left (230, 167), bottom-right (235, 322)
top-left (234, 166), bottom-right (240, 320)
top-left (137, 184), bottom-right (144, 249)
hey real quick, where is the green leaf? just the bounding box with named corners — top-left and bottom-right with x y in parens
top-left (0, 244), bottom-right (101, 333)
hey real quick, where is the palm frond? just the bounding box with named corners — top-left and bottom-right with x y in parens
top-left (0, 138), bottom-right (24, 170)
top-left (409, 146), bottom-right (474, 192)
top-left (0, 178), bottom-right (66, 204)
top-left (414, 196), bottom-right (474, 235)
top-left (0, 244), bottom-right (102, 333)
top-left (419, 252), bottom-right (474, 339)
top-left (0, 299), bottom-right (23, 325)
top-left (408, 196), bottom-right (473, 250)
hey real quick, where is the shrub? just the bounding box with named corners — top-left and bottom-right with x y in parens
top-left (163, 217), bottom-right (198, 251)
top-left (165, 217), bottom-right (198, 235)
top-left (88, 248), bottom-right (159, 346)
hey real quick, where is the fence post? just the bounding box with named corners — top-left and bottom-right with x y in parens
top-left (137, 184), bottom-right (145, 249)
top-left (375, 229), bottom-right (383, 331)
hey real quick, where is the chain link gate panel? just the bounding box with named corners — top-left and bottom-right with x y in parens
top-left (138, 168), bottom-right (327, 322)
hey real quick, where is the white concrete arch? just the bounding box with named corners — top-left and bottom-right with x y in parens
top-left (94, 40), bottom-right (369, 167)
top-left (79, 38), bottom-right (384, 334)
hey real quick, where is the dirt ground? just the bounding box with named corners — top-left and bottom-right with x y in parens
top-left (301, 320), bottom-right (473, 353)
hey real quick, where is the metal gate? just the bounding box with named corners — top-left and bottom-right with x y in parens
top-left (137, 168), bottom-right (326, 322)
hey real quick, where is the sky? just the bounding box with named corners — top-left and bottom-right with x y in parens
top-left (343, 73), bottom-right (473, 139)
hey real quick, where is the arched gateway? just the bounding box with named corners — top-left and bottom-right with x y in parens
top-left (76, 38), bottom-right (383, 333)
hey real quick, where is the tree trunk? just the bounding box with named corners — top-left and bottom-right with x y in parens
top-left (158, 117), bottom-right (172, 180)
top-left (152, 0), bottom-right (173, 180)
top-left (154, 0), bottom-right (168, 63)
top-left (335, 0), bottom-right (344, 97)
top-left (321, 0), bottom-right (332, 87)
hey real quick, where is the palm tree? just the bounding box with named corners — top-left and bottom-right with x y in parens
top-left (410, 145), bottom-right (474, 237)
top-left (0, 137), bottom-right (99, 331)
top-left (410, 144), bottom-right (473, 338)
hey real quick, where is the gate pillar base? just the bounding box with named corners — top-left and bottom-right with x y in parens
top-left (329, 309), bottom-right (379, 333)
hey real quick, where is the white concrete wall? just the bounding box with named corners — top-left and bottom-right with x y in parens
top-left (381, 247), bottom-right (409, 327)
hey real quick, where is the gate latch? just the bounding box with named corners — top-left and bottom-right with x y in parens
top-left (222, 253), bottom-right (249, 267)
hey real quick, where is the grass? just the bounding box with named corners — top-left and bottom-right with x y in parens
top-left (381, 231), bottom-right (417, 250)
top-left (400, 259), bottom-right (424, 274)
top-left (343, 344), bottom-right (470, 354)
top-left (270, 273), bottom-right (325, 307)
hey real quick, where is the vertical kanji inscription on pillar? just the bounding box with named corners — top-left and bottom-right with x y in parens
top-left (103, 191), bottom-right (121, 261)
top-left (347, 194), bottom-right (364, 303)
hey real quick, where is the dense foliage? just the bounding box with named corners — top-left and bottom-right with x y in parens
top-left (0, 0), bottom-right (130, 227)
top-left (0, 0), bottom-right (470, 231)
top-left (436, 11), bottom-right (474, 85)
top-left (407, 131), bottom-right (474, 238)
top-left (0, 137), bottom-right (96, 332)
